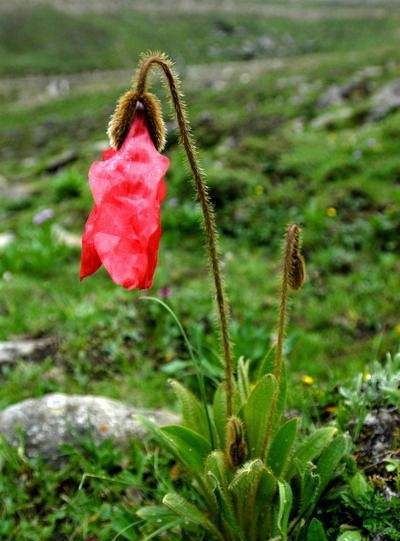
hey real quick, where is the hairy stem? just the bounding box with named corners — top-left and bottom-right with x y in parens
top-left (274, 230), bottom-right (292, 385)
top-left (275, 224), bottom-right (303, 383)
top-left (135, 52), bottom-right (234, 417)
top-left (262, 225), bottom-right (301, 458)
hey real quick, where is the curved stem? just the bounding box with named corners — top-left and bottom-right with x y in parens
top-left (141, 295), bottom-right (215, 449)
top-left (274, 240), bottom-right (290, 386)
top-left (262, 225), bottom-right (297, 458)
top-left (135, 53), bottom-right (234, 417)
top-left (275, 224), bottom-right (302, 383)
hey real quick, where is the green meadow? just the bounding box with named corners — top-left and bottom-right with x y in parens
top-left (0, 1), bottom-right (399, 539)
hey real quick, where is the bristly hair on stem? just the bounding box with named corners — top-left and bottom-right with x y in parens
top-left (274, 224), bottom-right (306, 384)
top-left (261, 224), bottom-right (305, 459)
top-left (108, 51), bottom-right (235, 418)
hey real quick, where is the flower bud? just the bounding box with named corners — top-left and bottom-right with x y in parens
top-left (226, 416), bottom-right (247, 468)
top-left (108, 90), bottom-right (166, 151)
top-left (286, 224), bottom-right (306, 290)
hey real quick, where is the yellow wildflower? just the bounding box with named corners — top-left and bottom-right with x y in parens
top-left (301, 375), bottom-right (315, 385)
top-left (326, 207), bottom-right (337, 218)
top-left (324, 405), bottom-right (337, 414)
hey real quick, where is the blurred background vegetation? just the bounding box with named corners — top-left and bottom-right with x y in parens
top-left (0, 0), bottom-right (399, 538)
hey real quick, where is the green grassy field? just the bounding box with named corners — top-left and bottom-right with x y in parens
top-left (0, 3), bottom-right (398, 75)
top-left (0, 1), bottom-right (399, 539)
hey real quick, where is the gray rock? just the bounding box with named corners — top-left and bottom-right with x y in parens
top-left (43, 149), bottom-right (78, 174)
top-left (0, 174), bottom-right (36, 202)
top-left (0, 393), bottom-right (178, 460)
top-left (0, 232), bottom-right (15, 250)
top-left (311, 106), bottom-right (353, 130)
top-left (317, 85), bottom-right (344, 108)
top-left (0, 337), bottom-right (56, 364)
top-left (318, 77), bottom-right (371, 108)
top-left (52, 224), bottom-right (81, 248)
top-left (370, 79), bottom-right (400, 120)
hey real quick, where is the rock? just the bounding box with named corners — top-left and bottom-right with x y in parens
top-left (46, 78), bottom-right (70, 98)
top-left (52, 224), bottom-right (81, 248)
top-left (369, 79), bottom-right (400, 120)
top-left (317, 85), bottom-right (343, 108)
top-left (318, 77), bottom-right (371, 108)
top-left (356, 65), bottom-right (382, 79)
top-left (311, 106), bottom-right (353, 129)
top-left (33, 208), bottom-right (54, 225)
top-left (0, 393), bottom-right (179, 460)
top-left (0, 174), bottom-right (36, 202)
top-left (0, 232), bottom-right (15, 249)
top-left (43, 149), bottom-right (78, 174)
top-left (0, 336), bottom-right (56, 364)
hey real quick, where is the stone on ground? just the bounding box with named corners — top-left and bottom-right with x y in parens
top-left (0, 393), bottom-right (178, 461)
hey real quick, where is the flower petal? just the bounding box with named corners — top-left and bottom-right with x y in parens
top-left (91, 181), bottom-right (163, 289)
top-left (88, 109), bottom-right (169, 206)
top-left (80, 106), bottom-right (169, 290)
top-left (80, 207), bottom-right (101, 279)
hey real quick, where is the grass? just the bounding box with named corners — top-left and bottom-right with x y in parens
top-left (0, 4), bottom-right (398, 76)
top-left (0, 1), bottom-right (400, 539)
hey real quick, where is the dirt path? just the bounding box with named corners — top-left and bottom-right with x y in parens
top-left (0, 56), bottom-right (313, 107)
top-left (6, 0), bottom-right (394, 20)
top-left (0, 47), bottom-right (387, 108)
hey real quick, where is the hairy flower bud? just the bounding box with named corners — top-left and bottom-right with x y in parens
top-left (108, 90), bottom-right (166, 151)
top-left (286, 224), bottom-right (306, 290)
top-left (226, 416), bottom-right (247, 468)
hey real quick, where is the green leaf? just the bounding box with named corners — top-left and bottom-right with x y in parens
top-left (253, 467), bottom-right (277, 540)
top-left (307, 518), bottom-right (328, 541)
top-left (337, 531), bottom-right (362, 541)
top-left (267, 418), bottom-right (298, 477)
top-left (161, 425), bottom-right (211, 474)
top-left (298, 467), bottom-right (320, 516)
top-left (276, 480), bottom-right (293, 539)
top-left (135, 519), bottom-right (182, 541)
top-left (140, 419), bottom-right (216, 508)
top-left (205, 450), bottom-right (231, 489)
top-left (136, 505), bottom-right (177, 525)
top-left (169, 380), bottom-right (209, 439)
top-left (137, 416), bottom-right (181, 461)
top-left (288, 426), bottom-right (337, 478)
top-left (350, 472), bottom-right (371, 499)
top-left (256, 353), bottom-right (287, 435)
top-left (237, 356), bottom-right (251, 403)
top-left (315, 434), bottom-right (347, 497)
top-left (162, 493), bottom-right (224, 541)
top-left (271, 361), bottom-right (288, 433)
top-left (243, 374), bottom-right (276, 457)
top-left (139, 416), bottom-right (211, 485)
top-left (205, 451), bottom-right (244, 541)
top-left (213, 383), bottom-right (228, 449)
top-left (257, 346), bottom-right (275, 378)
top-left (258, 467), bottom-right (277, 501)
top-left (229, 459), bottom-right (265, 495)
top-left (229, 459), bottom-right (266, 535)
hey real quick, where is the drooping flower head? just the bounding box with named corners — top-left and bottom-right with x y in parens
top-left (80, 103), bottom-right (169, 289)
top-left (82, 51), bottom-right (234, 422)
